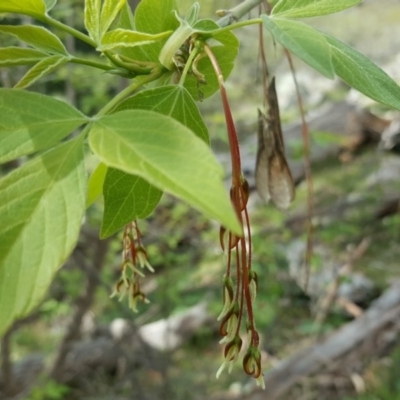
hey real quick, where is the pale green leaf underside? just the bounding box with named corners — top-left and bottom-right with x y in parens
top-left (0, 137), bottom-right (86, 337)
top-left (0, 89), bottom-right (88, 163)
top-left (100, 0), bottom-right (127, 37)
top-left (0, 47), bottom-right (46, 66)
top-left (0, 25), bottom-right (67, 55)
top-left (262, 16), bottom-right (334, 79)
top-left (0, 0), bottom-right (46, 17)
top-left (87, 162), bottom-right (108, 207)
top-left (324, 33), bottom-right (400, 111)
top-left (186, 2), bottom-right (200, 25)
top-left (117, 2), bottom-right (135, 30)
top-left (99, 28), bottom-right (172, 51)
top-left (101, 168), bottom-right (162, 238)
top-left (84, 0), bottom-right (101, 43)
top-left (107, 84), bottom-right (208, 234)
top-left (89, 110), bottom-right (241, 234)
top-left (272, 0), bottom-right (361, 18)
top-left (44, 0), bottom-right (57, 12)
top-left (158, 17), bottom-right (194, 70)
top-left (114, 85), bottom-right (209, 143)
top-left (14, 55), bottom-right (68, 89)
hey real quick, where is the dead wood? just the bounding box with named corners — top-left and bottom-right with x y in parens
top-left (242, 280), bottom-right (400, 400)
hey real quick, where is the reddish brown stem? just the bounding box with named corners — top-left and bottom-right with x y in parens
top-left (204, 44), bottom-right (242, 186)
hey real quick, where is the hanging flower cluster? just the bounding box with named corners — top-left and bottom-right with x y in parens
top-left (203, 44), bottom-right (265, 388)
top-left (111, 221), bottom-right (153, 312)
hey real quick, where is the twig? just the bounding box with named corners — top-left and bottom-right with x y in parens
top-left (242, 280), bottom-right (400, 400)
top-left (0, 312), bottom-right (41, 397)
top-left (217, 0), bottom-right (264, 27)
top-left (313, 238), bottom-right (372, 329)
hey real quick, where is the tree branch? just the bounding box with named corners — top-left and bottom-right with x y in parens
top-left (0, 312), bottom-right (41, 397)
top-left (217, 0), bottom-right (264, 27)
top-left (50, 233), bottom-right (110, 381)
top-left (244, 280), bottom-right (400, 400)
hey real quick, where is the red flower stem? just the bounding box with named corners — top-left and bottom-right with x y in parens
top-left (241, 187), bottom-right (253, 269)
top-left (226, 233), bottom-right (233, 277)
top-left (235, 242), bottom-right (244, 336)
top-left (204, 44), bottom-right (242, 187)
top-left (240, 235), bottom-right (256, 336)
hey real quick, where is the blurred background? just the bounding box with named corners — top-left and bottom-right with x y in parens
top-left (2, 0), bottom-right (400, 399)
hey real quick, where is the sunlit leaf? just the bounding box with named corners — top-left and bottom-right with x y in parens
top-left (101, 168), bottom-right (162, 238)
top-left (0, 25), bottom-right (67, 55)
top-left (14, 55), bottom-right (68, 89)
top-left (0, 137), bottom-right (86, 337)
top-left (0, 89), bottom-right (88, 163)
top-left (43, 0), bottom-right (57, 11)
top-left (272, 0), bottom-right (361, 18)
top-left (0, 47), bottom-right (46, 67)
top-left (84, 0), bottom-right (101, 43)
top-left (105, 85), bottom-right (208, 236)
top-left (114, 85), bottom-right (209, 143)
top-left (98, 0), bottom-right (125, 37)
top-left (117, 2), bottom-right (135, 30)
top-left (0, 0), bottom-right (46, 18)
top-left (262, 15), bottom-right (334, 79)
top-left (324, 33), bottom-right (400, 111)
top-left (89, 110), bottom-right (241, 234)
top-left (99, 28), bottom-right (172, 51)
top-left (87, 162), bottom-right (108, 207)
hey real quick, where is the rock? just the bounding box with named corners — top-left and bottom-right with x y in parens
top-left (138, 302), bottom-right (210, 351)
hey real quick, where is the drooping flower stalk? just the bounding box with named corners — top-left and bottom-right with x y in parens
top-left (111, 220), bottom-right (153, 312)
top-left (204, 44), bottom-right (264, 388)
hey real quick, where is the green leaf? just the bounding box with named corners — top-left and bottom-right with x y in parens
top-left (107, 85), bottom-right (207, 236)
top-left (101, 168), bottom-right (162, 238)
top-left (100, 0), bottom-right (126, 37)
top-left (44, 0), bottom-right (57, 11)
top-left (114, 85), bottom-right (209, 143)
top-left (0, 47), bottom-right (46, 67)
top-left (183, 19), bottom-right (239, 100)
top-left (272, 0), bottom-right (361, 18)
top-left (0, 89), bottom-right (88, 163)
top-left (122, 0), bottom-right (179, 63)
top-left (14, 55), bottom-right (68, 89)
top-left (0, 0), bottom-right (46, 18)
top-left (99, 28), bottom-right (172, 51)
top-left (0, 137), bottom-right (86, 337)
top-left (185, 2), bottom-right (200, 25)
top-left (84, 0), bottom-right (101, 43)
top-left (117, 2), bottom-right (135, 30)
top-left (324, 33), bottom-right (400, 111)
top-left (87, 162), bottom-right (108, 207)
top-left (89, 110), bottom-right (241, 234)
top-left (262, 15), bottom-right (334, 79)
top-left (135, 0), bottom-right (178, 35)
top-left (0, 25), bottom-right (67, 55)
top-left (159, 11), bottom-right (194, 70)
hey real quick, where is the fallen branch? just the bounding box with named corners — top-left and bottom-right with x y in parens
top-left (244, 280), bottom-right (400, 400)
